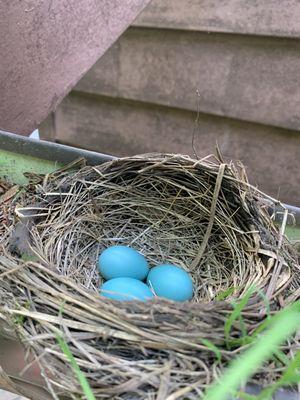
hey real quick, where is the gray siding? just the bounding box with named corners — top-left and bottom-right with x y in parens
top-left (40, 1), bottom-right (300, 205)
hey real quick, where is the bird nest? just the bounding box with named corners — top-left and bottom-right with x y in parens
top-left (0, 154), bottom-right (299, 399)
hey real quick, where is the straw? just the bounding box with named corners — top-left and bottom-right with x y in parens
top-left (0, 154), bottom-right (299, 399)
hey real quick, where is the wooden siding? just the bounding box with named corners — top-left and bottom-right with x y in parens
top-left (75, 28), bottom-right (300, 131)
top-left (133, 0), bottom-right (300, 38)
top-left (40, 1), bottom-right (300, 205)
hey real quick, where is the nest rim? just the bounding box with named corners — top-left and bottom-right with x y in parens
top-left (0, 153), bottom-right (299, 399)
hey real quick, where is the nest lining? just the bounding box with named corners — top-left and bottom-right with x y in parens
top-left (11, 154), bottom-right (296, 301)
top-left (0, 154), bottom-right (299, 399)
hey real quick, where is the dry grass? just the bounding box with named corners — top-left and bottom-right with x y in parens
top-left (0, 154), bottom-right (299, 399)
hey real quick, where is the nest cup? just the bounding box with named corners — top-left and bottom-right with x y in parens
top-left (0, 154), bottom-right (299, 399)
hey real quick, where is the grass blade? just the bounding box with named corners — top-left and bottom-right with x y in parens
top-left (204, 304), bottom-right (300, 400)
top-left (56, 333), bottom-right (96, 400)
top-left (224, 286), bottom-right (255, 346)
top-left (200, 338), bottom-right (222, 363)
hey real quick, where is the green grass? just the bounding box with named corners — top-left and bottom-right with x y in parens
top-left (200, 338), bottom-right (222, 363)
top-left (223, 286), bottom-right (271, 349)
top-left (203, 301), bottom-right (300, 400)
top-left (224, 286), bottom-right (255, 347)
top-left (215, 287), bottom-right (236, 301)
top-left (56, 333), bottom-right (96, 400)
top-left (245, 349), bottom-right (300, 400)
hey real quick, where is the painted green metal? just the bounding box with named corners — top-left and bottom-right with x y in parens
top-left (283, 225), bottom-right (300, 242)
top-left (0, 149), bottom-right (62, 185)
top-left (0, 130), bottom-right (112, 185)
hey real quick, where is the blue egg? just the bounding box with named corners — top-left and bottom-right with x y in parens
top-left (147, 264), bottom-right (193, 302)
top-left (100, 277), bottom-right (154, 301)
top-left (98, 246), bottom-right (149, 280)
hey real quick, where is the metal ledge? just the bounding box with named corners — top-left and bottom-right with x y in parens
top-left (0, 130), bottom-right (114, 165)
